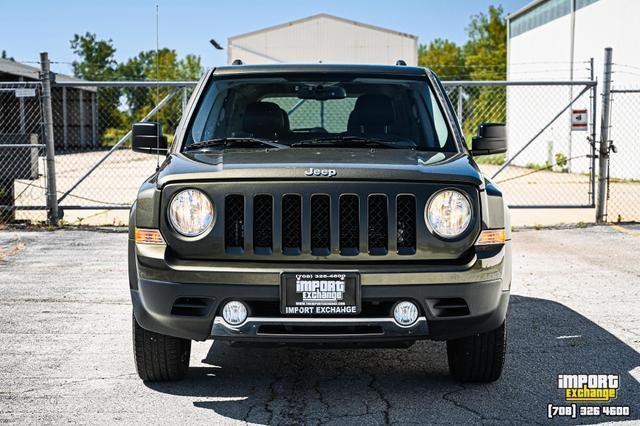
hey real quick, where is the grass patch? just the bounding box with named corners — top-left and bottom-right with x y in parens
top-left (475, 153), bottom-right (506, 165)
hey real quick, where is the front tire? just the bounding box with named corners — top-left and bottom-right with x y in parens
top-left (132, 312), bottom-right (191, 381)
top-left (446, 320), bottom-right (506, 383)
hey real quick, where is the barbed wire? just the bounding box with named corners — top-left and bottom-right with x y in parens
top-left (427, 60), bottom-right (590, 69)
top-left (613, 63), bottom-right (640, 72)
top-left (613, 70), bottom-right (640, 79)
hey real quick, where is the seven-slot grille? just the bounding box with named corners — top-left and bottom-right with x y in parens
top-left (224, 193), bottom-right (416, 256)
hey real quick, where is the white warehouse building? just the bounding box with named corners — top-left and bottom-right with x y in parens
top-left (507, 0), bottom-right (640, 179)
top-left (227, 13), bottom-right (418, 66)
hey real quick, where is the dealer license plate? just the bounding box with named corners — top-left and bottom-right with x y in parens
top-left (280, 272), bottom-right (361, 315)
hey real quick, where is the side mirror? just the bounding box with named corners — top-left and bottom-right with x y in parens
top-left (131, 122), bottom-right (168, 154)
top-left (471, 123), bottom-right (507, 156)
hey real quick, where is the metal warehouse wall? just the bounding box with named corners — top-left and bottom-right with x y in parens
top-left (507, 0), bottom-right (640, 179)
top-left (228, 15), bottom-right (418, 66)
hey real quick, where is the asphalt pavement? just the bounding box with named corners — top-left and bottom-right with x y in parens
top-left (0, 225), bottom-right (639, 424)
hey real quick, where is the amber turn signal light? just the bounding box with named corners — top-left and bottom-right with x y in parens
top-left (476, 229), bottom-right (507, 245)
top-left (135, 228), bottom-right (165, 245)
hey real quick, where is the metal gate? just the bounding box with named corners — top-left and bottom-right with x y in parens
top-left (49, 81), bottom-right (196, 225)
top-left (443, 79), bottom-right (598, 208)
top-left (0, 81), bottom-right (48, 223)
top-left (606, 87), bottom-right (640, 222)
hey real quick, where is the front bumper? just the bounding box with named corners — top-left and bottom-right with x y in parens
top-left (131, 279), bottom-right (508, 342)
top-left (212, 316), bottom-right (429, 342)
top-left (130, 242), bottom-right (511, 342)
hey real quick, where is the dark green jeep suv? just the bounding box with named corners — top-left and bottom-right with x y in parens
top-left (128, 64), bottom-right (511, 383)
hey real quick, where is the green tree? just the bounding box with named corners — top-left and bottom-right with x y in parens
top-left (418, 38), bottom-right (468, 80)
top-left (69, 33), bottom-right (204, 146)
top-left (117, 50), bottom-right (156, 117)
top-left (70, 32), bottom-right (118, 80)
top-left (463, 5), bottom-right (507, 80)
top-left (461, 6), bottom-right (507, 137)
top-left (178, 54), bottom-right (203, 80)
top-left (117, 49), bottom-right (203, 133)
top-left (70, 32), bottom-right (124, 140)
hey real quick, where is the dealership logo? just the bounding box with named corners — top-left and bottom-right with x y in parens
top-left (304, 167), bottom-right (337, 177)
top-left (296, 279), bottom-right (345, 302)
top-left (558, 374), bottom-right (618, 402)
top-left (547, 374), bottom-right (629, 419)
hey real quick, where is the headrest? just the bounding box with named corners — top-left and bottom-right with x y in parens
top-left (242, 102), bottom-right (286, 137)
top-left (350, 94), bottom-right (395, 126)
top-left (278, 107), bottom-right (290, 132)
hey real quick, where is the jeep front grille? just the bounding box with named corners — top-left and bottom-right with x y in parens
top-left (225, 195), bottom-right (244, 252)
top-left (310, 194), bottom-right (331, 256)
top-left (396, 195), bottom-right (417, 255)
top-left (368, 195), bottom-right (388, 255)
top-left (253, 194), bottom-right (273, 254)
top-left (339, 195), bottom-right (360, 255)
top-left (282, 194), bottom-right (302, 255)
top-left (223, 192), bottom-right (417, 257)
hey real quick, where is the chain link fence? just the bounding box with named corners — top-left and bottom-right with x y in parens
top-left (0, 82), bottom-right (48, 224)
top-left (1, 62), bottom-right (640, 226)
top-left (50, 83), bottom-right (194, 225)
top-left (444, 81), bottom-right (597, 208)
top-left (607, 86), bottom-right (640, 222)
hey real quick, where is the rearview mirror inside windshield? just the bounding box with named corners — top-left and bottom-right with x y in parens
top-left (295, 84), bottom-right (347, 100)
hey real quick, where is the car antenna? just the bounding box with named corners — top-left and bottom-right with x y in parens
top-left (155, 4), bottom-right (161, 172)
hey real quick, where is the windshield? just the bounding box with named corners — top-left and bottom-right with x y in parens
top-left (184, 75), bottom-right (456, 152)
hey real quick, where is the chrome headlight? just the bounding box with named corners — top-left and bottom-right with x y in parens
top-left (425, 189), bottom-right (472, 238)
top-left (168, 189), bottom-right (215, 237)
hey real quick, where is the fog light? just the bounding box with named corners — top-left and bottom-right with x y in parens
top-left (393, 301), bottom-right (419, 326)
top-left (222, 301), bottom-right (248, 326)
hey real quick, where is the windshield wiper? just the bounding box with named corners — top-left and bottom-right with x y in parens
top-left (291, 135), bottom-right (415, 150)
top-left (185, 137), bottom-right (288, 151)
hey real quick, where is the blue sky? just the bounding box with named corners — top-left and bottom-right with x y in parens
top-left (1, 0), bottom-right (528, 76)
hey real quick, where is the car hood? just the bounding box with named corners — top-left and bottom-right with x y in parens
top-left (155, 147), bottom-right (484, 187)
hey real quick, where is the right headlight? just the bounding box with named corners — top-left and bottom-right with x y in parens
top-left (168, 189), bottom-right (215, 237)
top-left (425, 189), bottom-right (472, 238)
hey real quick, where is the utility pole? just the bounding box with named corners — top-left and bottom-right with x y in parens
top-left (596, 47), bottom-right (613, 223)
top-left (40, 52), bottom-right (59, 225)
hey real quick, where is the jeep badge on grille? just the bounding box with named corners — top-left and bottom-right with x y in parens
top-left (304, 167), bottom-right (337, 177)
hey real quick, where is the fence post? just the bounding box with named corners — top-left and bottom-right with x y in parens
top-left (39, 52), bottom-right (59, 225)
top-left (589, 57), bottom-right (597, 207)
top-left (596, 47), bottom-right (613, 223)
top-left (182, 86), bottom-right (188, 113)
top-left (457, 85), bottom-right (463, 128)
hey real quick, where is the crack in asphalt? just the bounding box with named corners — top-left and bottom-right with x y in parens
top-left (262, 372), bottom-right (284, 424)
top-left (360, 366), bottom-right (391, 423)
top-left (442, 384), bottom-right (485, 421)
top-left (310, 364), bottom-right (334, 424)
top-left (442, 384), bottom-right (544, 425)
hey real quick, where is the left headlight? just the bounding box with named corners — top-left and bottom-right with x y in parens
top-left (425, 189), bottom-right (472, 238)
top-left (168, 189), bottom-right (215, 237)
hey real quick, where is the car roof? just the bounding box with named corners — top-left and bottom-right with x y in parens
top-left (211, 63), bottom-right (430, 78)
